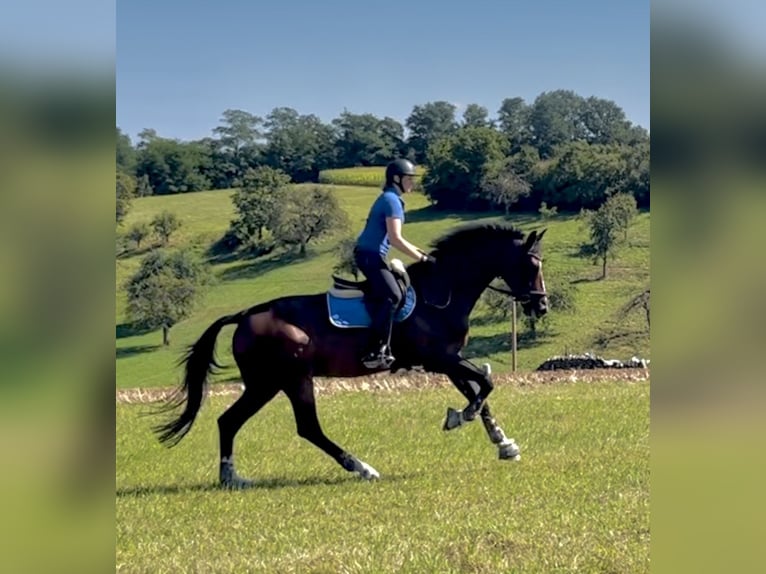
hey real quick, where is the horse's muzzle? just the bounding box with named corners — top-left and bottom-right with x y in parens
top-left (521, 294), bottom-right (548, 318)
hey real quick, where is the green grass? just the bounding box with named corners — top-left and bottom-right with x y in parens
top-left (116, 178), bottom-right (650, 389)
top-left (117, 380), bottom-right (649, 573)
top-left (318, 165), bottom-right (426, 187)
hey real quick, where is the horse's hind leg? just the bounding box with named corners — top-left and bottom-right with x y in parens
top-left (283, 374), bottom-right (380, 480)
top-left (218, 371), bottom-right (279, 489)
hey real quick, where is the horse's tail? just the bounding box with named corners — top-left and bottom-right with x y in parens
top-left (154, 311), bottom-right (245, 447)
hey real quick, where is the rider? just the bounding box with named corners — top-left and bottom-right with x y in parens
top-left (354, 158), bottom-right (435, 369)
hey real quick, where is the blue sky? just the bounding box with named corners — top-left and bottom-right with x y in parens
top-left (117, 0), bottom-right (649, 143)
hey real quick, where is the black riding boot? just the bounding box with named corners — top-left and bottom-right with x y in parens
top-left (362, 305), bottom-right (395, 369)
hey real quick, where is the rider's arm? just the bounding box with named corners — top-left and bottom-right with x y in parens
top-left (386, 217), bottom-right (428, 261)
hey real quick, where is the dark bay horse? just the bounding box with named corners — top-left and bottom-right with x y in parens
top-left (154, 223), bottom-right (548, 488)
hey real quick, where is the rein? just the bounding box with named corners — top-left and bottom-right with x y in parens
top-left (485, 249), bottom-right (547, 301)
top-left (424, 290), bottom-right (452, 309)
top-left (486, 284), bottom-right (548, 301)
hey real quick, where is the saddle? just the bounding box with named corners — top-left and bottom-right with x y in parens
top-left (329, 258), bottom-right (410, 299)
top-left (326, 259), bottom-right (415, 329)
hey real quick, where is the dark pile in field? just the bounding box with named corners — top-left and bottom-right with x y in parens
top-left (536, 353), bottom-right (650, 371)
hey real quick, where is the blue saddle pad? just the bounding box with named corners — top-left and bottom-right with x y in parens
top-left (327, 285), bottom-right (416, 328)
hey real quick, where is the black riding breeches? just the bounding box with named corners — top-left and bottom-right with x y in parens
top-left (354, 249), bottom-right (403, 343)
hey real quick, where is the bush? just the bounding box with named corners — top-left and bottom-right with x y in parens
top-left (547, 281), bottom-right (578, 314)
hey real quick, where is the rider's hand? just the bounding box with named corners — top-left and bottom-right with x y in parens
top-left (420, 253), bottom-right (436, 264)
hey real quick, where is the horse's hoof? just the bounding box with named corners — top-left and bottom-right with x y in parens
top-left (498, 439), bottom-right (521, 461)
top-left (220, 462), bottom-right (255, 489)
top-left (443, 407), bottom-right (463, 431)
top-left (355, 460), bottom-right (380, 480)
top-left (221, 476), bottom-right (255, 490)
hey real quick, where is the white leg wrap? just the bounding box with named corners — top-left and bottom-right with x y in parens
top-left (351, 457), bottom-right (380, 480)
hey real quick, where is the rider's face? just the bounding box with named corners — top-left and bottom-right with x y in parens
top-left (399, 175), bottom-right (414, 193)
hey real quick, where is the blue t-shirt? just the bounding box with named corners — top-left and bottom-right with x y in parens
top-left (356, 187), bottom-right (405, 257)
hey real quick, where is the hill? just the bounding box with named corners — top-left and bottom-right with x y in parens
top-left (116, 182), bottom-right (649, 389)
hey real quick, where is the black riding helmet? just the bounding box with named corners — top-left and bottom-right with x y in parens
top-left (385, 158), bottom-right (416, 189)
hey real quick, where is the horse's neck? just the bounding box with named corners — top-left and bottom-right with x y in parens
top-left (442, 257), bottom-right (498, 314)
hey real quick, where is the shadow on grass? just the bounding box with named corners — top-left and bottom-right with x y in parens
top-left (206, 235), bottom-right (277, 265)
top-left (116, 322), bottom-right (153, 339)
top-left (468, 314), bottom-right (508, 328)
top-left (463, 331), bottom-right (550, 359)
top-left (570, 243), bottom-right (596, 260)
top-left (571, 275), bottom-right (604, 284)
top-left (116, 244), bottom-right (158, 260)
top-left (116, 344), bottom-right (161, 359)
top-left (219, 249), bottom-right (318, 282)
top-left (117, 471), bottom-right (418, 497)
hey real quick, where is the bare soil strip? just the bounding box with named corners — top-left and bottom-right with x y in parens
top-left (117, 368), bottom-right (650, 404)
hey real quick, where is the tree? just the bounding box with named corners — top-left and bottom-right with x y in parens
top-left (422, 126), bottom-right (506, 209)
top-left (151, 211), bottom-right (182, 245)
top-left (619, 141), bottom-right (650, 208)
top-left (527, 90), bottom-right (587, 158)
top-left (496, 97), bottom-right (531, 152)
top-left (605, 192), bottom-right (638, 240)
top-left (480, 158), bottom-right (531, 215)
top-left (405, 101), bottom-right (458, 163)
top-left (136, 174), bottom-right (153, 197)
top-left (117, 127), bottom-right (137, 175)
top-left (462, 104), bottom-right (491, 128)
top-left (332, 111), bottom-right (403, 167)
top-left (272, 186), bottom-right (349, 255)
top-left (584, 200), bottom-right (624, 279)
top-left (213, 109), bottom-right (262, 154)
top-left (263, 107), bottom-right (336, 182)
top-left (116, 171), bottom-right (136, 225)
top-left (125, 249), bottom-right (211, 345)
top-left (581, 96), bottom-right (634, 145)
top-left (622, 288), bottom-right (650, 329)
top-left (543, 141), bottom-right (627, 210)
top-left (135, 133), bottom-right (210, 194)
top-left (126, 221), bottom-right (151, 250)
top-left (333, 235), bottom-right (360, 279)
top-left (212, 109), bottom-right (263, 184)
top-left (230, 166), bottom-right (290, 245)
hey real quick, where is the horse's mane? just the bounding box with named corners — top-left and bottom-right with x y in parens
top-left (429, 222), bottom-right (525, 257)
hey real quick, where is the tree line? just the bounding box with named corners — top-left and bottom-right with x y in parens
top-left (118, 90), bottom-right (649, 346)
top-left (117, 89), bottom-right (649, 215)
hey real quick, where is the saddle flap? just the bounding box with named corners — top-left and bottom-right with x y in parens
top-left (327, 285), bottom-right (417, 328)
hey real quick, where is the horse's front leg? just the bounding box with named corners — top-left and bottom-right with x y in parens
top-left (426, 355), bottom-right (492, 425)
top-left (438, 362), bottom-right (521, 461)
top-left (451, 357), bottom-right (493, 420)
top-left (478, 401), bottom-right (521, 461)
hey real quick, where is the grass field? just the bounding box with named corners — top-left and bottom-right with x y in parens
top-left (318, 166), bottom-right (426, 187)
top-left (117, 379), bottom-right (649, 573)
top-left (116, 182), bottom-right (649, 389)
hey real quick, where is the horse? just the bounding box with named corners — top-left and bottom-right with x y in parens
top-left (153, 223), bottom-right (548, 488)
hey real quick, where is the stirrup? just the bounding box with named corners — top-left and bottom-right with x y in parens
top-left (362, 348), bottom-right (394, 369)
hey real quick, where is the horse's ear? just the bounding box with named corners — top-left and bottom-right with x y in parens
top-left (537, 228), bottom-right (547, 243)
top-left (524, 230), bottom-right (538, 250)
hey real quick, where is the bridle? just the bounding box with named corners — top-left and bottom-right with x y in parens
top-left (486, 252), bottom-right (548, 302)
